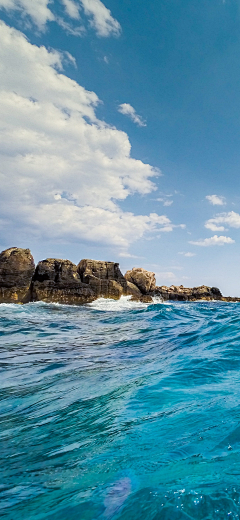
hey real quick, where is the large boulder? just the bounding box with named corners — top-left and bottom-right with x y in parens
top-left (0, 247), bottom-right (35, 304)
top-left (32, 258), bottom-right (95, 304)
top-left (124, 267), bottom-right (156, 294)
top-left (78, 259), bottom-right (128, 300)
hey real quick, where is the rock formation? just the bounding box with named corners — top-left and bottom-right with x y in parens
top-left (77, 259), bottom-right (136, 300)
top-left (125, 267), bottom-right (156, 294)
top-left (0, 247), bottom-right (35, 304)
top-left (153, 284), bottom-right (223, 301)
top-left (0, 247), bottom-right (238, 305)
top-left (32, 258), bottom-right (95, 304)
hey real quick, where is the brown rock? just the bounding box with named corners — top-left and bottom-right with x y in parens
top-left (140, 295), bottom-right (153, 303)
top-left (32, 258), bottom-right (95, 304)
top-left (130, 294), bottom-right (153, 303)
top-left (153, 284), bottom-right (222, 301)
top-left (78, 259), bottom-right (128, 299)
top-left (0, 247), bottom-right (35, 304)
top-left (124, 267), bottom-right (156, 294)
top-left (126, 281), bottom-right (142, 298)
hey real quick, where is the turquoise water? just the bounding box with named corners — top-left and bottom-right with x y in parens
top-left (1, 298), bottom-right (240, 519)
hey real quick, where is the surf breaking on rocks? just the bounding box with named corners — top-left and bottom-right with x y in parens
top-left (0, 246), bottom-right (239, 306)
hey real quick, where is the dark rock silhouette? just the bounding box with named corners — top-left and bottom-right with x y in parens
top-left (0, 247), bottom-right (35, 303)
top-left (32, 258), bottom-right (95, 304)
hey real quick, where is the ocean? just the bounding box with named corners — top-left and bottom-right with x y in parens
top-left (1, 297), bottom-right (240, 519)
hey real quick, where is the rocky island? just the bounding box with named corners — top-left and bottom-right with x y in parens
top-left (0, 247), bottom-right (238, 305)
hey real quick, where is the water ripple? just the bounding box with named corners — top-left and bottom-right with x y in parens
top-left (1, 299), bottom-right (240, 518)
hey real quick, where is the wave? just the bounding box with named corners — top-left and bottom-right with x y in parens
top-left (1, 300), bottom-right (240, 518)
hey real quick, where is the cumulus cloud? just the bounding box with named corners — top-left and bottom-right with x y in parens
top-left (178, 252), bottom-right (196, 257)
top-left (189, 235), bottom-right (235, 247)
top-left (118, 103), bottom-right (146, 127)
top-left (205, 211), bottom-right (240, 232)
top-left (206, 195), bottom-right (225, 205)
top-left (0, 0), bottom-right (121, 36)
top-left (0, 22), bottom-right (183, 251)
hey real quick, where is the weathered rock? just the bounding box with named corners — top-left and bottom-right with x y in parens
top-left (222, 296), bottom-right (240, 302)
top-left (153, 284), bottom-right (222, 301)
top-left (0, 247), bottom-right (35, 303)
top-left (140, 294), bottom-right (153, 303)
top-left (126, 281), bottom-right (142, 298)
top-left (78, 259), bottom-right (128, 299)
top-left (32, 258), bottom-right (95, 304)
top-left (125, 267), bottom-right (156, 294)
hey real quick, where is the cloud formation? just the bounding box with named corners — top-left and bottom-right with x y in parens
top-left (118, 103), bottom-right (146, 127)
top-left (80, 0), bottom-right (121, 36)
top-left (205, 211), bottom-right (240, 232)
top-left (0, 0), bottom-right (54, 30)
top-left (61, 0), bottom-right (81, 20)
top-left (189, 235), bottom-right (235, 247)
top-left (206, 194), bottom-right (225, 205)
top-left (178, 252), bottom-right (196, 257)
top-left (0, 22), bottom-right (183, 252)
top-left (0, 0), bottom-right (121, 36)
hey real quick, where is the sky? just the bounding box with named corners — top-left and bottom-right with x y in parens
top-left (0, 0), bottom-right (240, 295)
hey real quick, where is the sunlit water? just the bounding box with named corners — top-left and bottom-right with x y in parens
top-left (1, 297), bottom-right (240, 519)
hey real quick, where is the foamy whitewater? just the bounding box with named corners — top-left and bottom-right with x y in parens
top-left (1, 297), bottom-right (240, 519)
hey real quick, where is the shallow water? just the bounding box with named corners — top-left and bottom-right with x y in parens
top-left (1, 297), bottom-right (240, 519)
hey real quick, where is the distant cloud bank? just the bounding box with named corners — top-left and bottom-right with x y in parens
top-left (189, 235), bottom-right (235, 247)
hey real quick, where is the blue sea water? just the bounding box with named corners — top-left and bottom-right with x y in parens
top-left (1, 297), bottom-right (240, 519)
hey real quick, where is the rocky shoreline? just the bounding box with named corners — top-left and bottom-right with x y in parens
top-left (0, 247), bottom-right (238, 305)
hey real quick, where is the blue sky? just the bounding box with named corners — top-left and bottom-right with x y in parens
top-left (1, 0), bottom-right (240, 295)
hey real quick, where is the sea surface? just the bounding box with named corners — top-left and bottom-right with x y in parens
top-left (1, 297), bottom-right (240, 519)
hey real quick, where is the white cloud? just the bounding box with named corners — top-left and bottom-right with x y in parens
top-left (0, 0), bottom-right (121, 36)
top-left (206, 194), bottom-right (225, 205)
top-left (80, 0), bottom-right (121, 36)
top-left (0, 0), bottom-right (54, 30)
top-left (189, 235), bottom-right (235, 247)
top-left (178, 252), bottom-right (196, 257)
top-left (163, 200), bottom-right (173, 206)
top-left (118, 252), bottom-right (141, 258)
top-left (0, 22), bottom-right (183, 251)
top-left (118, 103), bottom-right (146, 127)
top-left (205, 222), bottom-right (225, 232)
top-left (62, 0), bottom-right (80, 19)
top-left (156, 271), bottom-right (177, 282)
top-left (55, 16), bottom-right (85, 36)
top-left (205, 211), bottom-right (240, 232)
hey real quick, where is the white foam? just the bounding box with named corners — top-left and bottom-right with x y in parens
top-left (87, 295), bottom-right (165, 312)
top-left (87, 295), bottom-right (147, 311)
top-left (0, 296), bottom-right (166, 313)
